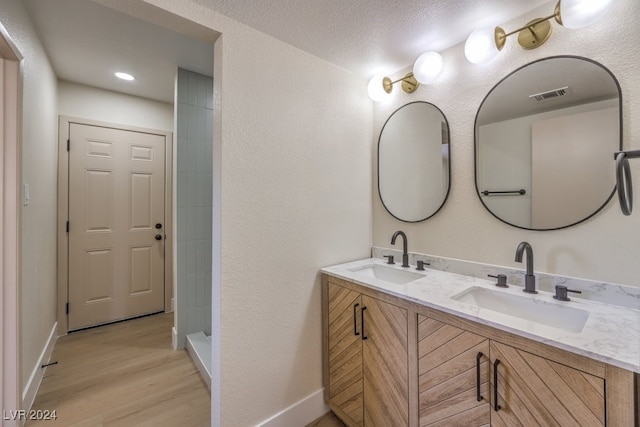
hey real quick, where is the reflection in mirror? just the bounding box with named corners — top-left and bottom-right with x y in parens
top-left (379, 101), bottom-right (451, 222)
top-left (475, 56), bottom-right (621, 230)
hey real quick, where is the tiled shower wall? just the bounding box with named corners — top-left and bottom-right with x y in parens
top-left (176, 68), bottom-right (213, 346)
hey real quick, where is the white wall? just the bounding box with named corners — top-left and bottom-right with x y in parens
top-left (373, 0), bottom-right (640, 287)
top-left (58, 80), bottom-right (173, 131)
top-left (0, 0), bottom-right (59, 390)
top-left (102, 1), bottom-right (374, 426)
top-left (212, 25), bottom-right (372, 427)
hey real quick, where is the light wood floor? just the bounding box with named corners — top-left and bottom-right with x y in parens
top-left (26, 313), bottom-right (210, 427)
top-left (306, 411), bottom-right (346, 427)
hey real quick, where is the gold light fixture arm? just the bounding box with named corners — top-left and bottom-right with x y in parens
top-left (382, 72), bottom-right (419, 94)
top-left (494, 2), bottom-right (562, 50)
top-left (503, 11), bottom-right (559, 38)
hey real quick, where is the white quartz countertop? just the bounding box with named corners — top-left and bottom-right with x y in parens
top-left (321, 258), bottom-right (640, 373)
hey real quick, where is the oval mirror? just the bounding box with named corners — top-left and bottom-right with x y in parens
top-left (475, 56), bottom-right (621, 230)
top-left (378, 101), bottom-right (451, 222)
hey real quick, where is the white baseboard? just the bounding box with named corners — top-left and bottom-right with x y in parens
top-left (22, 322), bottom-right (58, 412)
top-left (256, 389), bottom-right (328, 427)
top-left (172, 326), bottom-right (180, 350)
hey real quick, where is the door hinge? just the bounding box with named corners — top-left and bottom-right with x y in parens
top-left (67, 139), bottom-right (70, 152)
top-left (66, 303), bottom-right (69, 315)
top-left (66, 221), bottom-right (69, 233)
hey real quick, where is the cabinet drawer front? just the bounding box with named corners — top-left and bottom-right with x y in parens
top-left (491, 341), bottom-right (604, 427)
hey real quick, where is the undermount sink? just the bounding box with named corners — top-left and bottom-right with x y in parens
top-left (451, 286), bottom-right (590, 333)
top-left (349, 264), bottom-right (424, 285)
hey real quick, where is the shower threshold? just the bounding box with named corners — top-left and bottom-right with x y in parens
top-left (186, 331), bottom-right (211, 390)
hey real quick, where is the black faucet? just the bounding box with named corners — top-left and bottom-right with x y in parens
top-left (514, 242), bottom-right (537, 294)
top-left (391, 231), bottom-right (409, 268)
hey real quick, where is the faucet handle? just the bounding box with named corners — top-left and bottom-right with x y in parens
top-left (416, 260), bottom-right (430, 271)
top-left (488, 274), bottom-right (508, 288)
top-left (384, 255), bottom-right (395, 265)
top-left (553, 285), bottom-right (582, 301)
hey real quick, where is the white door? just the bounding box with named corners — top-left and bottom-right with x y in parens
top-left (68, 122), bottom-right (166, 331)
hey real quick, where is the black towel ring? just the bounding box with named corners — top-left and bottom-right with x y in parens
top-left (615, 152), bottom-right (633, 215)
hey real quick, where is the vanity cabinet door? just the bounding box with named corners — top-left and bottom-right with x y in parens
top-left (362, 295), bottom-right (409, 426)
top-left (417, 315), bottom-right (490, 426)
top-left (326, 282), bottom-right (409, 426)
top-left (490, 341), bottom-right (605, 427)
top-left (327, 282), bottom-right (364, 426)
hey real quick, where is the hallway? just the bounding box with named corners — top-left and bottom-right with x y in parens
top-left (26, 313), bottom-right (210, 426)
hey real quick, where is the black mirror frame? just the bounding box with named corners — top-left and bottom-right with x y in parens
top-left (473, 55), bottom-right (623, 231)
top-left (378, 101), bottom-right (452, 223)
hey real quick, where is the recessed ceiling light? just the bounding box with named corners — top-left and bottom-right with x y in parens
top-left (115, 72), bottom-right (135, 81)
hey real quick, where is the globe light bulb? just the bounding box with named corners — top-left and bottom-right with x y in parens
top-left (464, 28), bottom-right (500, 64)
top-left (367, 75), bottom-right (387, 102)
top-left (413, 52), bottom-right (443, 84)
top-left (559, 0), bottom-right (616, 29)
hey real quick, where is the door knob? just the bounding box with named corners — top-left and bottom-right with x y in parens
top-left (155, 234), bottom-right (162, 241)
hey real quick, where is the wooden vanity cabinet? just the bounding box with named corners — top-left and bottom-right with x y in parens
top-left (324, 277), bottom-right (409, 426)
top-left (416, 314), bottom-right (606, 427)
top-left (415, 308), bottom-right (629, 427)
top-left (323, 274), bottom-right (636, 427)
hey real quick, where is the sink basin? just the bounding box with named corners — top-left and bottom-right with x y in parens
top-left (349, 264), bottom-right (424, 285)
top-left (451, 286), bottom-right (589, 333)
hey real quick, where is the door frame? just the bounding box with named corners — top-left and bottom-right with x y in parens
top-left (57, 116), bottom-right (173, 334)
top-left (0, 21), bottom-right (23, 421)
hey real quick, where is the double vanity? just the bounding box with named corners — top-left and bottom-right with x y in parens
top-left (342, 53), bottom-right (639, 426)
top-left (321, 253), bottom-right (639, 426)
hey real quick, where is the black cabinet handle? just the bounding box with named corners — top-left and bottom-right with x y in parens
top-left (493, 359), bottom-right (502, 412)
top-left (353, 303), bottom-right (360, 336)
top-left (476, 352), bottom-right (484, 402)
top-left (361, 306), bottom-right (367, 340)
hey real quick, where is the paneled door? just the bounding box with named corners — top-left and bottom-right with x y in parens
top-left (68, 122), bottom-right (166, 331)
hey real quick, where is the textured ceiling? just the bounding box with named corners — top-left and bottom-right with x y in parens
top-left (23, 0), bottom-right (554, 103)
top-left (192, 0), bottom-right (552, 77)
top-left (24, 0), bottom-right (214, 103)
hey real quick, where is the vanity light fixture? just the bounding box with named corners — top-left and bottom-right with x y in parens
top-left (368, 51), bottom-right (443, 101)
top-left (464, 0), bottom-right (616, 64)
top-left (115, 71), bottom-right (135, 81)
top-left (368, 73), bottom-right (419, 102)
